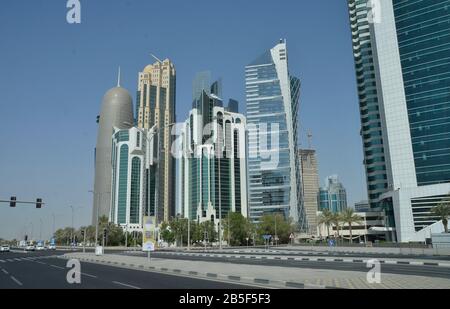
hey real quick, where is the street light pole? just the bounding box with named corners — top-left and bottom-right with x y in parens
top-left (69, 205), bottom-right (74, 247)
top-left (39, 218), bottom-right (43, 241)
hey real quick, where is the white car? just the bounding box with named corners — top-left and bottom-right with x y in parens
top-left (0, 245), bottom-right (10, 252)
top-left (36, 245), bottom-right (45, 251)
top-left (48, 245), bottom-right (56, 250)
top-left (25, 245), bottom-right (35, 251)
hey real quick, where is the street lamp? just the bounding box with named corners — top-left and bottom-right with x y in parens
top-left (69, 206), bottom-right (74, 247)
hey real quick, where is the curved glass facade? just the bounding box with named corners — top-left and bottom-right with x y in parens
top-left (130, 157), bottom-right (141, 224)
top-left (246, 41), bottom-right (306, 228)
top-left (117, 145), bottom-right (129, 224)
top-left (393, 0), bottom-right (450, 185)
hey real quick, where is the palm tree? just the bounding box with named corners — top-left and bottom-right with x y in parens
top-left (431, 197), bottom-right (450, 233)
top-left (331, 213), bottom-right (342, 242)
top-left (318, 209), bottom-right (333, 239)
top-left (341, 208), bottom-right (363, 244)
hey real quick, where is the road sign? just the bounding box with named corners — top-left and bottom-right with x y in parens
top-left (143, 216), bottom-right (156, 252)
top-left (262, 235), bottom-right (272, 241)
top-left (289, 233), bottom-right (295, 239)
top-left (143, 241), bottom-right (155, 252)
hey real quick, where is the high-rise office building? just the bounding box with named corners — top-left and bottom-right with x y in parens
top-left (110, 127), bottom-right (146, 232)
top-left (318, 175), bottom-right (348, 214)
top-left (92, 72), bottom-right (134, 224)
top-left (348, 0), bottom-right (450, 241)
top-left (245, 40), bottom-right (307, 231)
top-left (136, 59), bottom-right (176, 223)
top-left (348, 0), bottom-right (389, 209)
top-left (299, 149), bottom-right (320, 235)
top-left (179, 77), bottom-right (248, 224)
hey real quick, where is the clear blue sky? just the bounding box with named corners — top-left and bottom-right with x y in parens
top-left (0, 0), bottom-right (365, 240)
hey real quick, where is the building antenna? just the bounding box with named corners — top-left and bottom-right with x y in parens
top-left (150, 53), bottom-right (163, 64)
top-left (307, 130), bottom-right (313, 149)
top-left (117, 66), bottom-right (121, 87)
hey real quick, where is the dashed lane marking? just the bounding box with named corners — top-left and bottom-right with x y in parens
top-left (112, 281), bottom-right (141, 289)
top-left (10, 276), bottom-right (23, 286)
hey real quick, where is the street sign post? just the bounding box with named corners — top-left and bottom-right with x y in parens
top-left (143, 216), bottom-right (156, 261)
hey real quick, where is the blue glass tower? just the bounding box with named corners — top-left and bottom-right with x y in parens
top-left (245, 40), bottom-right (307, 230)
top-left (348, 0), bottom-right (450, 242)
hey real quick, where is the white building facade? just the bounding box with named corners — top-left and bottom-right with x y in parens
top-left (110, 127), bottom-right (148, 232)
top-left (179, 88), bottom-right (248, 226)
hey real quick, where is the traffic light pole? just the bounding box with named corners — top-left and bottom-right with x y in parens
top-left (1, 198), bottom-right (45, 208)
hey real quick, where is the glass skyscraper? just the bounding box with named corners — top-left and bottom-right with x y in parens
top-left (245, 40), bottom-right (307, 231)
top-left (318, 176), bottom-right (348, 214)
top-left (179, 76), bottom-right (248, 224)
top-left (348, 0), bottom-right (450, 242)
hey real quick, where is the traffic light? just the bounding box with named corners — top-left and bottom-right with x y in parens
top-left (96, 115), bottom-right (100, 124)
top-left (81, 230), bottom-right (85, 237)
top-left (103, 228), bottom-right (107, 244)
top-left (36, 198), bottom-right (43, 209)
top-left (10, 196), bottom-right (16, 207)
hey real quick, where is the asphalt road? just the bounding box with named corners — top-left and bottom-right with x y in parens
top-left (0, 251), bottom-right (259, 289)
top-left (119, 251), bottom-right (450, 280)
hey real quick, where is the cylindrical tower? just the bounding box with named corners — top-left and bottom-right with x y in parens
top-left (93, 80), bottom-right (134, 225)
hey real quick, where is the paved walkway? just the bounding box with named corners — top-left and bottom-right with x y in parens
top-left (63, 253), bottom-right (450, 289)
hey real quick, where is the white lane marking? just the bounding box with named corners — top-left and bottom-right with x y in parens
top-left (7, 259), bottom-right (14, 262)
top-left (50, 264), bottom-right (65, 270)
top-left (35, 261), bottom-right (46, 265)
top-left (79, 272), bottom-right (97, 279)
top-left (0, 260), bottom-right (5, 263)
top-left (10, 276), bottom-right (23, 286)
top-left (14, 258), bottom-right (21, 261)
top-left (112, 281), bottom-right (141, 289)
top-left (2, 269), bottom-right (9, 275)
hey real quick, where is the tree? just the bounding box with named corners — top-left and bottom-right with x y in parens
top-left (432, 197), bottom-right (450, 233)
top-left (340, 208), bottom-right (363, 243)
top-left (200, 221), bottom-right (217, 244)
top-left (160, 221), bottom-right (175, 245)
top-left (318, 209), bottom-right (333, 239)
top-left (223, 212), bottom-right (254, 246)
top-left (331, 212), bottom-right (343, 240)
top-left (257, 214), bottom-right (293, 244)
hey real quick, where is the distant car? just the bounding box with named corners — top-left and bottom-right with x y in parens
top-left (48, 244), bottom-right (56, 250)
top-left (36, 245), bottom-right (45, 251)
top-left (24, 245), bottom-right (35, 251)
top-left (0, 245), bottom-right (10, 252)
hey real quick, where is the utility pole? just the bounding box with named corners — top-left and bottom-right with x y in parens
top-left (228, 212), bottom-right (231, 247)
top-left (218, 130), bottom-right (222, 251)
top-left (69, 205), bottom-right (74, 247)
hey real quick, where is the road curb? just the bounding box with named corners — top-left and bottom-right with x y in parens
top-left (156, 251), bottom-right (450, 268)
top-left (57, 254), bottom-right (333, 289)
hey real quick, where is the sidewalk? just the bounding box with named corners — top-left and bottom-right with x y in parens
top-left (62, 253), bottom-right (450, 289)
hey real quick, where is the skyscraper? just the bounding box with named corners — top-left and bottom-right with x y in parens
top-left (348, 0), bottom-right (450, 241)
top-left (348, 0), bottom-right (389, 209)
top-left (179, 77), bottom-right (248, 224)
top-left (110, 127), bottom-right (146, 232)
top-left (318, 175), bottom-right (348, 214)
top-left (136, 59), bottom-right (176, 223)
top-left (92, 72), bottom-right (134, 224)
top-left (245, 40), bottom-right (307, 230)
top-left (299, 149), bottom-right (320, 235)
